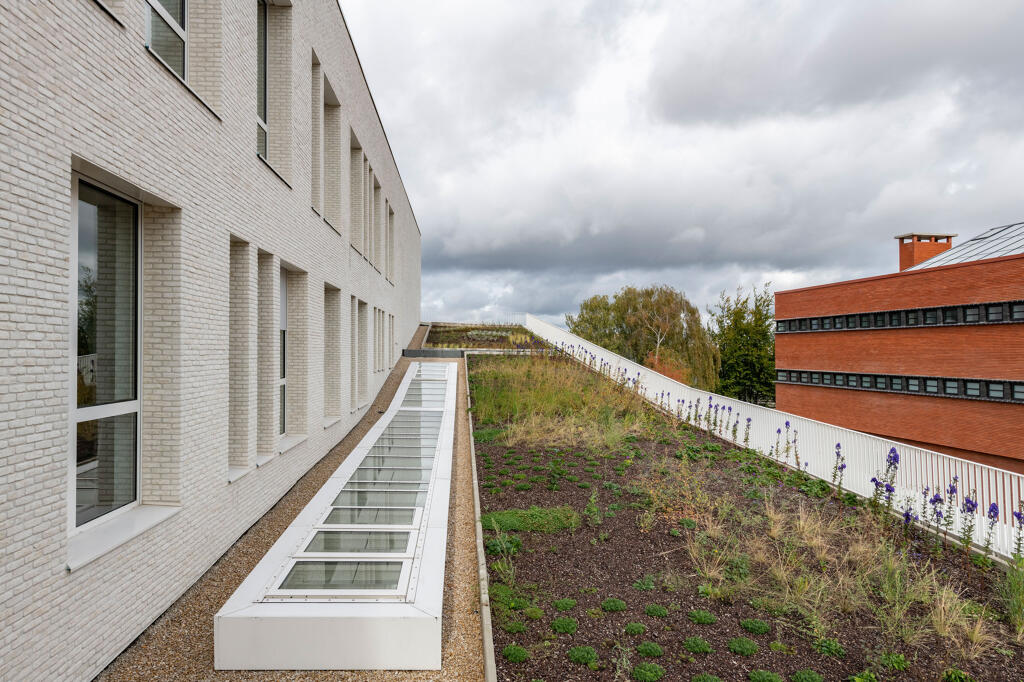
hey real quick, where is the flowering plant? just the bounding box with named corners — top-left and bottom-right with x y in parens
top-left (830, 443), bottom-right (846, 492)
top-left (959, 490), bottom-right (978, 553)
top-left (743, 417), bottom-right (752, 448)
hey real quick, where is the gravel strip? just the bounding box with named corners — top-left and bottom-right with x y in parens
top-left (96, 328), bottom-right (485, 681)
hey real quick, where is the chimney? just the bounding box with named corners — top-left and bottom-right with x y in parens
top-left (894, 233), bottom-right (956, 271)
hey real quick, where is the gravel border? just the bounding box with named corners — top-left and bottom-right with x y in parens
top-left (96, 328), bottom-right (485, 681)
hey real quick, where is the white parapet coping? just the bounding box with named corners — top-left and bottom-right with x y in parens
top-left (215, 362), bottom-right (457, 670)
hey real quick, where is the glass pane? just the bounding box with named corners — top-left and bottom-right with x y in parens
top-left (76, 413), bottom-right (136, 526)
top-left (368, 445), bottom-right (437, 457)
top-left (361, 456), bottom-right (434, 468)
top-left (324, 507), bottom-right (415, 525)
top-left (257, 125), bottom-right (267, 159)
top-left (279, 384), bottom-right (285, 435)
top-left (149, 9), bottom-right (185, 79)
top-left (280, 561), bottom-right (402, 590)
top-left (257, 0), bottom-right (267, 120)
top-left (305, 531), bottom-right (410, 554)
top-left (352, 468), bottom-right (431, 482)
top-left (343, 481), bottom-right (429, 491)
top-left (333, 490), bottom-right (427, 507)
top-left (153, 0), bottom-right (184, 25)
top-left (77, 182), bottom-right (137, 408)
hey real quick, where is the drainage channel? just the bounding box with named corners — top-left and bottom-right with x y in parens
top-left (215, 361), bottom-right (457, 670)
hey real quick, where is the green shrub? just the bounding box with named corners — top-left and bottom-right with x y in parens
top-left (485, 534), bottom-right (521, 555)
top-left (812, 637), bottom-right (845, 658)
top-left (602, 597), bottom-right (627, 612)
top-left (880, 652), bottom-right (908, 671)
top-left (998, 560), bottom-right (1024, 640)
top-left (941, 670), bottom-right (975, 682)
top-left (684, 636), bottom-right (713, 654)
top-left (749, 673), bottom-right (782, 682)
top-left (636, 641), bottom-right (663, 658)
top-left (789, 671), bottom-right (823, 682)
top-left (523, 607), bottom-right (544, 620)
top-left (502, 645), bottom-right (529, 663)
top-left (740, 618), bottom-right (771, 635)
top-left (480, 506), bottom-right (581, 532)
top-left (728, 637), bottom-right (759, 656)
top-left (645, 604), bottom-right (668, 618)
top-left (848, 672), bottom-right (879, 682)
top-left (692, 676), bottom-right (723, 682)
top-left (633, 575), bottom-right (656, 591)
top-left (553, 598), bottom-right (576, 611)
top-left (568, 646), bottom-right (598, 665)
top-left (514, 482), bottom-right (532, 491)
top-left (474, 427), bottom-right (505, 443)
top-left (688, 609), bottom-right (717, 625)
top-left (624, 622), bottom-right (647, 635)
top-left (632, 662), bottom-right (666, 681)
top-left (502, 621), bottom-right (525, 634)
top-left (670, 528), bottom-right (682, 537)
top-left (551, 617), bottom-right (578, 634)
top-left (681, 518), bottom-right (697, 529)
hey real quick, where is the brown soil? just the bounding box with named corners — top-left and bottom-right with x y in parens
top-left (471, 358), bottom-right (1022, 682)
top-left (425, 324), bottom-right (546, 350)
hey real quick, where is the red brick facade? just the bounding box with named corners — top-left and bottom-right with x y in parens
top-left (775, 254), bottom-right (1024, 470)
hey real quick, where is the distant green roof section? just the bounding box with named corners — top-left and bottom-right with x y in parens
top-left (908, 222), bottom-right (1024, 270)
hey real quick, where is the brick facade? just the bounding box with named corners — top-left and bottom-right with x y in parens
top-left (0, 0), bottom-right (421, 678)
top-left (776, 255), bottom-right (1024, 470)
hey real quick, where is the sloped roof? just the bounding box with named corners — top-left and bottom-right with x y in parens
top-left (908, 221), bottom-right (1024, 270)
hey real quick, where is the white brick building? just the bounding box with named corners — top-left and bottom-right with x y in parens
top-left (0, 0), bottom-right (422, 678)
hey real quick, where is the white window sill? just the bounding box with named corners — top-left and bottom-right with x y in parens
top-left (228, 465), bottom-right (253, 483)
top-left (255, 453), bottom-right (277, 467)
top-left (278, 434), bottom-right (307, 454)
top-left (67, 505), bottom-right (180, 572)
top-left (323, 416), bottom-right (342, 429)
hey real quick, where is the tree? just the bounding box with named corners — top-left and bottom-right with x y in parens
top-left (566, 285), bottom-right (719, 391)
top-left (707, 284), bottom-right (775, 405)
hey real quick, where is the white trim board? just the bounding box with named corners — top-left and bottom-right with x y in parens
top-left (214, 361), bottom-right (457, 670)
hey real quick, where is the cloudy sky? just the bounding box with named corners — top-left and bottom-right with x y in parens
top-left (342, 0), bottom-right (1024, 325)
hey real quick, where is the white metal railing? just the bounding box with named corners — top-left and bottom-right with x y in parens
top-left (524, 314), bottom-right (1024, 560)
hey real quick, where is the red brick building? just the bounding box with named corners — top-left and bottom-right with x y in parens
top-left (774, 224), bottom-right (1024, 473)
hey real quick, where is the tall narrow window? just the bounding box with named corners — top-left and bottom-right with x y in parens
top-left (279, 269), bottom-right (287, 435)
top-left (147, 0), bottom-right (187, 79)
top-left (73, 178), bottom-right (140, 528)
top-left (256, 0), bottom-right (268, 158)
top-left (350, 296), bottom-right (358, 409)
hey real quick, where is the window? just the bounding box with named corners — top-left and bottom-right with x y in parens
top-left (776, 370), bottom-right (787, 381)
top-left (1014, 384), bottom-right (1024, 401)
top-left (943, 308), bottom-right (958, 324)
top-left (72, 178), bottom-right (140, 528)
top-left (822, 373), bottom-right (832, 385)
top-left (789, 320), bottom-right (799, 331)
top-left (777, 321), bottom-right (785, 333)
top-left (925, 379), bottom-right (939, 393)
top-left (875, 376), bottom-right (887, 389)
top-left (964, 307), bottom-right (980, 323)
top-left (891, 377), bottom-right (903, 390)
top-left (908, 378), bottom-right (920, 392)
top-left (860, 314), bottom-right (871, 328)
top-left (146, 0), bottom-right (186, 79)
top-left (833, 316), bottom-right (844, 329)
top-left (861, 375), bottom-right (872, 388)
top-left (811, 373), bottom-right (820, 384)
top-left (987, 305), bottom-right (1003, 322)
top-left (846, 315), bottom-right (857, 328)
top-left (988, 382), bottom-right (1005, 399)
top-left (889, 312), bottom-right (901, 327)
top-left (1013, 303), bottom-right (1024, 321)
top-left (810, 318), bottom-right (820, 330)
top-left (944, 380), bottom-right (958, 395)
top-left (256, 0), bottom-right (268, 158)
top-left (874, 313), bottom-right (885, 327)
top-left (906, 311), bottom-right (920, 325)
top-left (799, 319), bottom-right (808, 331)
top-left (279, 269), bottom-right (287, 435)
top-left (924, 309), bottom-right (938, 325)
top-left (800, 372), bottom-right (809, 383)
top-left (965, 381), bottom-right (980, 397)
top-left (822, 317), bottom-right (832, 330)
top-left (834, 374), bottom-right (845, 386)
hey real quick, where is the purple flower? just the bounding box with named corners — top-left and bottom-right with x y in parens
top-left (838, 463), bottom-right (846, 471)
top-left (746, 417), bottom-right (752, 423)
top-left (776, 428), bottom-right (782, 435)
top-left (929, 493), bottom-right (943, 507)
top-left (962, 496), bottom-right (978, 515)
top-left (1014, 510), bottom-right (1024, 526)
top-left (988, 502), bottom-right (999, 522)
top-left (886, 447), bottom-right (900, 470)
top-left (785, 420), bottom-right (791, 429)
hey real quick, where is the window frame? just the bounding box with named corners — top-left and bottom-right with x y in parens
top-left (256, 0), bottom-right (269, 159)
top-left (145, 0), bottom-right (188, 79)
top-left (68, 173), bottom-right (144, 535)
top-left (279, 268), bottom-right (287, 436)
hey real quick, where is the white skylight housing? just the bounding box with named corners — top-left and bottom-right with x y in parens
top-left (214, 362), bottom-right (457, 670)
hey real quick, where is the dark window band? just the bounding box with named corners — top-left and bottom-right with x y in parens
top-left (775, 369), bottom-right (1024, 404)
top-left (776, 300), bottom-right (1024, 333)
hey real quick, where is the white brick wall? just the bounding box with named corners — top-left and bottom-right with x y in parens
top-left (0, 0), bottom-right (422, 678)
